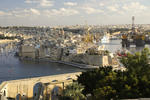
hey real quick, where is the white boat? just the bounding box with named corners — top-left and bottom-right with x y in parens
top-left (101, 35), bottom-right (110, 43)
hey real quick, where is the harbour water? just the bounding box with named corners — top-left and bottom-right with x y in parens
top-left (0, 45), bottom-right (83, 83)
top-left (0, 39), bottom-right (148, 83)
top-left (102, 39), bottom-right (149, 54)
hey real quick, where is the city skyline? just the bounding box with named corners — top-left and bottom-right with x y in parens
top-left (0, 0), bottom-right (150, 26)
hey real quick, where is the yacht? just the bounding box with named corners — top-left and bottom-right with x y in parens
top-left (101, 34), bottom-right (110, 43)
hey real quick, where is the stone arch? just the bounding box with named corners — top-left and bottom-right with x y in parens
top-left (16, 94), bottom-right (22, 100)
top-left (33, 82), bottom-right (44, 100)
top-left (0, 89), bottom-right (7, 100)
top-left (51, 86), bottom-right (63, 100)
top-left (3, 90), bottom-right (6, 96)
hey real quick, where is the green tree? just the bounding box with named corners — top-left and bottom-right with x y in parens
top-left (77, 66), bottom-right (118, 99)
top-left (93, 86), bottom-right (116, 100)
top-left (120, 48), bottom-right (150, 73)
top-left (119, 48), bottom-right (150, 98)
top-left (61, 82), bottom-right (86, 100)
top-left (77, 48), bottom-right (150, 99)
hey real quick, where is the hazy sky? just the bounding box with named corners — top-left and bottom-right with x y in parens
top-left (0, 0), bottom-right (150, 26)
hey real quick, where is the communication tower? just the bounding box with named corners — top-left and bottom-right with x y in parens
top-left (132, 16), bottom-right (135, 33)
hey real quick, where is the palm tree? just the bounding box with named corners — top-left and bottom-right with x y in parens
top-left (62, 82), bottom-right (86, 100)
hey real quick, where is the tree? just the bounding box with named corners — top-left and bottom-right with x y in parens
top-left (120, 48), bottom-right (150, 72)
top-left (77, 48), bottom-right (150, 99)
top-left (60, 82), bottom-right (86, 100)
top-left (77, 66), bottom-right (117, 99)
top-left (93, 86), bottom-right (116, 100)
top-left (120, 48), bottom-right (150, 98)
top-left (119, 48), bottom-right (150, 98)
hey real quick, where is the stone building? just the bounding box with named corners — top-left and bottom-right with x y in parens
top-left (19, 45), bottom-right (36, 59)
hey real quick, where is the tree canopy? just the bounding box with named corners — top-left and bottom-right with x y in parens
top-left (60, 82), bottom-right (86, 100)
top-left (77, 48), bottom-right (150, 100)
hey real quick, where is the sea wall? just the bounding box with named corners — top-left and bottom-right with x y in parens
top-left (0, 72), bottom-right (81, 99)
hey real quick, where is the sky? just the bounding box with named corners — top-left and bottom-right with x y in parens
top-left (0, 0), bottom-right (150, 26)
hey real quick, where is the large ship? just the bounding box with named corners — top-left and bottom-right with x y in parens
top-left (101, 34), bottom-right (110, 44)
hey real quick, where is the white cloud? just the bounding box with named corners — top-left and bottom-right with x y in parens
top-left (40, 0), bottom-right (53, 7)
top-left (0, 7), bottom-right (78, 18)
top-left (107, 4), bottom-right (119, 12)
top-left (45, 8), bottom-right (79, 17)
top-left (99, 3), bottom-right (104, 6)
top-left (0, 11), bottom-right (5, 16)
top-left (25, 0), bottom-right (54, 7)
top-left (122, 2), bottom-right (147, 12)
top-left (2, 0), bottom-right (150, 26)
top-left (3, 8), bottom-right (41, 18)
top-left (64, 2), bottom-right (77, 6)
top-left (0, 11), bottom-right (11, 16)
top-left (30, 8), bottom-right (40, 15)
top-left (25, 0), bottom-right (38, 3)
top-left (83, 7), bottom-right (103, 14)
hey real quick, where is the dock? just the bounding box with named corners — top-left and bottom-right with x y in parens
top-left (56, 61), bottom-right (99, 69)
top-left (20, 57), bottom-right (99, 69)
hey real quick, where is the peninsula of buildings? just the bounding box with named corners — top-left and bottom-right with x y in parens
top-left (1, 24), bottom-right (150, 100)
top-left (1, 24), bottom-right (150, 69)
top-left (0, 25), bottom-right (123, 70)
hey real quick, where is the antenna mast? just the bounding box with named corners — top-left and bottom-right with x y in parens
top-left (132, 16), bottom-right (135, 33)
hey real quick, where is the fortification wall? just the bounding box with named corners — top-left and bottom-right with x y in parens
top-left (0, 72), bottom-right (81, 99)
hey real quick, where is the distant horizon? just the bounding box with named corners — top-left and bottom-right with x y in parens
top-left (1, 23), bottom-right (150, 27)
top-left (1, 0), bottom-right (150, 26)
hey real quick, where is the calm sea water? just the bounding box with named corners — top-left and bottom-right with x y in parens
top-left (0, 46), bottom-right (83, 83)
top-left (0, 39), bottom-right (148, 83)
top-left (102, 39), bottom-right (149, 53)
